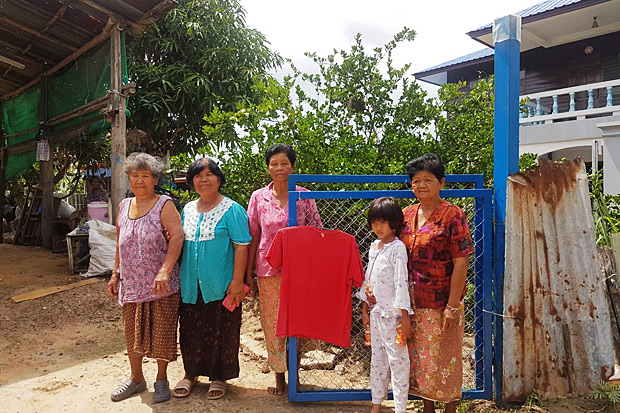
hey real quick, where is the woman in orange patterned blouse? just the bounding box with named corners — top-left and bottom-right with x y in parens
top-left (400, 153), bottom-right (474, 413)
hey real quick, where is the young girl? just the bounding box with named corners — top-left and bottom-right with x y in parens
top-left (358, 197), bottom-right (413, 413)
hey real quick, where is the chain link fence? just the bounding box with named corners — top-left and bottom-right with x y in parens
top-left (288, 177), bottom-right (492, 399)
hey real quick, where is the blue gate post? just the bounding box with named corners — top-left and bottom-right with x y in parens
top-left (493, 14), bottom-right (521, 403)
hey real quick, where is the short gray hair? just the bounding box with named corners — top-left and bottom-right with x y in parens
top-left (123, 152), bottom-right (165, 181)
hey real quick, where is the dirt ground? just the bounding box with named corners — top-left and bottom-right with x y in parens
top-left (0, 244), bottom-right (612, 413)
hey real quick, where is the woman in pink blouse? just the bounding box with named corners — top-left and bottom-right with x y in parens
top-left (245, 144), bottom-right (320, 395)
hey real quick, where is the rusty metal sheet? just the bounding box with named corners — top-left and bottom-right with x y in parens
top-left (503, 158), bottom-right (614, 401)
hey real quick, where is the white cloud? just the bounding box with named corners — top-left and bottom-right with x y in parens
top-left (243, 0), bottom-right (537, 95)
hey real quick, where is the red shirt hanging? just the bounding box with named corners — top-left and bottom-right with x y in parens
top-left (266, 226), bottom-right (364, 348)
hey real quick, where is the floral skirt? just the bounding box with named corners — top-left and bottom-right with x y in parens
top-left (408, 306), bottom-right (464, 403)
top-left (122, 292), bottom-right (180, 362)
top-left (257, 275), bottom-right (287, 373)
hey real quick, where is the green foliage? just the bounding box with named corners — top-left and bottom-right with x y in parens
top-left (435, 77), bottom-right (540, 184)
top-left (202, 28), bottom-right (437, 206)
top-left (160, 181), bottom-right (196, 209)
top-left (519, 153), bottom-right (538, 173)
top-left (463, 283), bottom-right (475, 334)
top-left (127, 0), bottom-right (283, 156)
top-left (456, 399), bottom-right (475, 413)
top-left (5, 164), bottom-right (39, 207)
top-left (525, 389), bottom-right (544, 408)
top-left (54, 135), bottom-right (110, 191)
top-left (435, 77), bottom-right (495, 183)
top-left (589, 380), bottom-right (620, 406)
top-left (590, 171), bottom-right (620, 246)
top-left (5, 134), bottom-right (109, 205)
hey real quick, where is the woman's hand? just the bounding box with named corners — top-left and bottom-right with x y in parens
top-left (244, 270), bottom-right (255, 298)
top-left (108, 273), bottom-right (119, 298)
top-left (152, 269), bottom-right (171, 296)
top-left (399, 320), bottom-right (414, 340)
top-left (442, 305), bottom-right (461, 332)
top-left (227, 279), bottom-right (246, 307)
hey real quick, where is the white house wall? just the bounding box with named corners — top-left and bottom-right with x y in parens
top-left (519, 115), bottom-right (620, 153)
top-left (519, 115), bottom-right (620, 195)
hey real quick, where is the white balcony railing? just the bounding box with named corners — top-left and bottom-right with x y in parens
top-left (520, 79), bottom-right (620, 125)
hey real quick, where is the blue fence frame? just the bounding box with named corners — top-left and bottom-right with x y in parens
top-left (286, 174), bottom-right (493, 402)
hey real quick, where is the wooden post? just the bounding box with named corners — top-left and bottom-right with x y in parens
top-left (0, 108), bottom-right (5, 244)
top-left (110, 24), bottom-right (127, 223)
top-left (39, 75), bottom-right (54, 249)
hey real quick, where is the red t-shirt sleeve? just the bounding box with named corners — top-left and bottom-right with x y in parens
top-left (349, 238), bottom-right (364, 288)
top-left (266, 228), bottom-right (284, 269)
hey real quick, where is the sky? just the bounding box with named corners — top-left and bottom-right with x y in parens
top-left (243, 0), bottom-right (538, 95)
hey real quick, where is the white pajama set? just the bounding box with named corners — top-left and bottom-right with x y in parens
top-left (357, 238), bottom-right (413, 413)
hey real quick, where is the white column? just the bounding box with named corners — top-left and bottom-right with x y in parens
top-left (597, 121), bottom-right (620, 195)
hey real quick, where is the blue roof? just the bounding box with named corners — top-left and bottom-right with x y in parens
top-left (469, 0), bottom-right (586, 32)
top-left (415, 48), bottom-right (494, 75)
top-left (416, 0), bottom-right (596, 77)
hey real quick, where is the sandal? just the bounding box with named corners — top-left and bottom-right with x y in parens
top-left (153, 379), bottom-right (171, 403)
top-left (173, 378), bottom-right (198, 398)
top-left (111, 379), bottom-right (147, 402)
top-left (207, 380), bottom-right (227, 400)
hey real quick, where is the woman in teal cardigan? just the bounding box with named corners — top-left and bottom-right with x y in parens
top-left (173, 157), bottom-right (251, 400)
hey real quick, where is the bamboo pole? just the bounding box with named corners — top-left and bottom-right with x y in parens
top-left (39, 75), bottom-right (54, 250)
top-left (3, 82), bottom-right (136, 152)
top-left (47, 82), bottom-right (135, 126)
top-left (1, 3), bottom-right (69, 80)
top-left (1, 18), bottom-right (116, 101)
top-left (110, 24), bottom-right (127, 223)
top-left (5, 115), bottom-right (105, 157)
top-left (0, 38), bottom-right (50, 68)
top-left (0, 17), bottom-right (77, 51)
top-left (0, 106), bottom-right (5, 244)
top-left (4, 127), bottom-right (38, 139)
top-left (73, 0), bottom-right (143, 33)
top-left (136, 0), bottom-right (177, 29)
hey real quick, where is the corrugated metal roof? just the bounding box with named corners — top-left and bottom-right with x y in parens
top-left (503, 158), bottom-right (614, 401)
top-left (415, 48), bottom-right (493, 76)
top-left (470, 0), bottom-right (586, 32)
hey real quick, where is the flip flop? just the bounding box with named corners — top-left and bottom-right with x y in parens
top-left (173, 378), bottom-right (198, 398)
top-left (207, 380), bottom-right (227, 400)
top-left (153, 379), bottom-right (171, 403)
top-left (111, 379), bottom-right (147, 402)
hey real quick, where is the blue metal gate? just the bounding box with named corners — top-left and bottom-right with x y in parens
top-left (285, 174), bottom-right (493, 402)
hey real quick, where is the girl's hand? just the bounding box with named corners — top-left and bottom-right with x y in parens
top-left (152, 269), bottom-right (171, 295)
top-left (108, 274), bottom-right (119, 298)
top-left (442, 305), bottom-right (461, 332)
top-left (362, 309), bottom-right (370, 327)
top-left (227, 279), bottom-right (246, 307)
top-left (366, 285), bottom-right (377, 306)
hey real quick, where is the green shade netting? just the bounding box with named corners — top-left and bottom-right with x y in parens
top-left (2, 32), bottom-right (128, 180)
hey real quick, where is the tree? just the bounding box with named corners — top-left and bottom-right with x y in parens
top-left (126, 0), bottom-right (283, 156)
top-left (434, 77), bottom-right (495, 182)
top-left (201, 28), bottom-right (438, 206)
top-left (435, 76), bottom-right (539, 185)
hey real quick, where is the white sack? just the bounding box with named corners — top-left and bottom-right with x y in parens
top-left (84, 219), bottom-right (116, 277)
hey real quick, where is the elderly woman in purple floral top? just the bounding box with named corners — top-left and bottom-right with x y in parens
top-left (245, 143), bottom-right (321, 395)
top-left (107, 152), bottom-right (184, 404)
